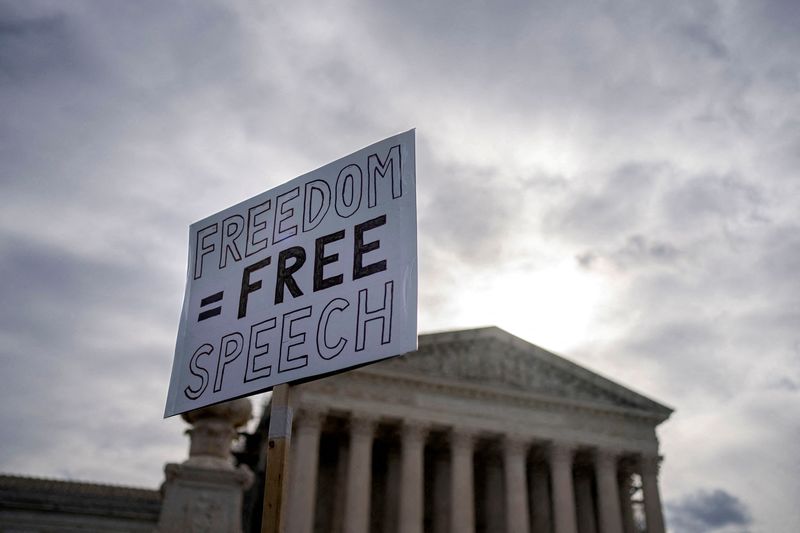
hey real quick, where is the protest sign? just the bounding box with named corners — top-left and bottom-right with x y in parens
top-left (164, 130), bottom-right (417, 417)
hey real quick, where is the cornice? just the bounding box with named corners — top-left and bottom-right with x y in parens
top-left (356, 365), bottom-right (667, 424)
top-left (299, 371), bottom-right (661, 455)
top-left (0, 473), bottom-right (160, 500)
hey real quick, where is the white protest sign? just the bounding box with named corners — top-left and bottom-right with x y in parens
top-left (164, 130), bottom-right (417, 417)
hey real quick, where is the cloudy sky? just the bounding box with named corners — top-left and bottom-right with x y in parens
top-left (1, 1), bottom-right (798, 531)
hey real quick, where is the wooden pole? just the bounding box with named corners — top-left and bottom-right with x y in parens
top-left (261, 383), bottom-right (293, 533)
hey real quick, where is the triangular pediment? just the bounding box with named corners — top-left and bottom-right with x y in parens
top-left (374, 327), bottom-right (672, 419)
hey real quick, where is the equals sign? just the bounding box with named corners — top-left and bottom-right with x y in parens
top-left (198, 291), bottom-right (224, 322)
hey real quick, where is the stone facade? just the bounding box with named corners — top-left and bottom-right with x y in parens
top-left (239, 326), bottom-right (673, 533)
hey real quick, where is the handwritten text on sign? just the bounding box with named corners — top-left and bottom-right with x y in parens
top-left (164, 131), bottom-right (417, 417)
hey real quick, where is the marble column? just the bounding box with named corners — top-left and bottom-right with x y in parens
top-left (618, 471), bottom-right (637, 533)
top-left (287, 409), bottom-right (325, 533)
top-left (550, 444), bottom-right (578, 533)
top-left (450, 429), bottom-right (476, 533)
top-left (343, 415), bottom-right (377, 533)
top-left (504, 436), bottom-right (531, 533)
top-left (530, 462), bottom-right (553, 533)
top-left (640, 455), bottom-right (666, 533)
top-left (398, 420), bottom-right (427, 533)
top-left (574, 469), bottom-right (597, 533)
top-left (595, 450), bottom-right (623, 533)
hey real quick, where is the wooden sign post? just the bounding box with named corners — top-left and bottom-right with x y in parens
top-left (261, 384), bottom-right (293, 533)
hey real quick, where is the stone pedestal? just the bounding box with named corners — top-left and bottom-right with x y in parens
top-left (157, 463), bottom-right (254, 532)
top-left (156, 399), bottom-right (254, 533)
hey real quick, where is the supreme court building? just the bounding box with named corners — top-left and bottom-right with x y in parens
top-left (0, 326), bottom-right (672, 533)
top-left (237, 326), bottom-right (672, 533)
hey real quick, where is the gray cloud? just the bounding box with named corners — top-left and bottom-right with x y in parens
top-left (419, 161), bottom-right (528, 268)
top-left (660, 173), bottom-right (766, 235)
top-left (544, 162), bottom-right (669, 244)
top-left (0, 10), bottom-right (75, 80)
top-left (0, 230), bottom-right (183, 484)
top-left (576, 234), bottom-right (681, 272)
top-left (769, 377), bottom-right (799, 392)
top-left (666, 489), bottom-right (752, 533)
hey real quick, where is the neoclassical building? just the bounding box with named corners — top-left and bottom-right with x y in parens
top-left (238, 326), bottom-right (672, 533)
top-left (0, 326), bottom-right (672, 533)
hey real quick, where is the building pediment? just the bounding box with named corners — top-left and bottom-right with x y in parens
top-left (371, 326), bottom-right (672, 419)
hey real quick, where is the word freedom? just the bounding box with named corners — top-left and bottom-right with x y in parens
top-left (192, 145), bottom-right (401, 281)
